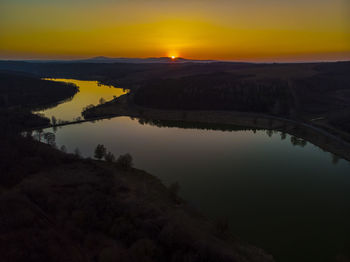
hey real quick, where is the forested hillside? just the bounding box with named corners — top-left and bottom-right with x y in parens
top-left (0, 72), bottom-right (78, 108)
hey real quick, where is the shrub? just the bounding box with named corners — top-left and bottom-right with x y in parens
top-left (215, 217), bottom-right (230, 239)
top-left (129, 238), bottom-right (156, 261)
top-left (98, 246), bottom-right (128, 262)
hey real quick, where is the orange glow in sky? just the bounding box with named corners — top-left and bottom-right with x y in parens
top-left (0, 0), bottom-right (349, 62)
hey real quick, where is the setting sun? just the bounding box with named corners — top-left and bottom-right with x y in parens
top-left (1, 0), bottom-right (350, 261)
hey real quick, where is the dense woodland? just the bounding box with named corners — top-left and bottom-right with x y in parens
top-left (134, 63), bottom-right (350, 118)
top-left (0, 71), bottom-right (78, 108)
top-left (134, 73), bottom-right (294, 116)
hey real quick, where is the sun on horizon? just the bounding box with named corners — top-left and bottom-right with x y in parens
top-left (1, 0), bottom-right (349, 62)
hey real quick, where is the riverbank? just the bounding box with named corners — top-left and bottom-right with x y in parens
top-left (83, 94), bottom-right (350, 161)
top-left (0, 135), bottom-right (274, 262)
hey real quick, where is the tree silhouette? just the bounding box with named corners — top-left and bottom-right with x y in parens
top-left (60, 145), bottom-right (67, 153)
top-left (104, 151), bottom-right (115, 162)
top-left (116, 153), bottom-right (133, 169)
top-left (332, 153), bottom-right (340, 165)
top-left (290, 136), bottom-right (307, 147)
top-left (99, 97), bottom-right (106, 104)
top-left (43, 132), bottom-right (56, 147)
top-left (35, 129), bottom-right (44, 142)
top-left (168, 182), bottom-right (180, 202)
top-left (280, 132), bottom-right (287, 140)
top-left (74, 147), bottom-right (81, 158)
top-left (266, 130), bottom-right (273, 138)
top-left (51, 116), bottom-right (57, 126)
top-left (94, 144), bottom-right (106, 160)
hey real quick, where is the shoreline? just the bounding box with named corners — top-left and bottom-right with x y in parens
top-left (82, 95), bottom-right (350, 161)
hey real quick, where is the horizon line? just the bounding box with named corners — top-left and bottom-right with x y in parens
top-left (1, 56), bottom-right (350, 64)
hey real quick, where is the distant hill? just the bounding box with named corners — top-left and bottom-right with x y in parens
top-left (3, 56), bottom-right (217, 64)
top-left (80, 56), bottom-right (217, 64)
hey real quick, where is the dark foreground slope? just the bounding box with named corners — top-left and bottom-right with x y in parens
top-left (0, 136), bottom-right (273, 262)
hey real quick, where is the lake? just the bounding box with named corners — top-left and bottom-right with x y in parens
top-left (37, 79), bottom-right (350, 262)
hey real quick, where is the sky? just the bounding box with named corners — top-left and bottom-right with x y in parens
top-left (0, 0), bottom-right (349, 62)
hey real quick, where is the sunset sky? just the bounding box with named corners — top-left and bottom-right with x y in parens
top-left (1, 0), bottom-right (349, 62)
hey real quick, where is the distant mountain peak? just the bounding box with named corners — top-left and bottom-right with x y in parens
top-left (89, 56), bottom-right (111, 60)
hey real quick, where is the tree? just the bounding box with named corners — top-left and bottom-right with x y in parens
top-left (280, 132), bottom-right (287, 140)
top-left (60, 145), bottom-right (67, 153)
top-left (116, 153), bottom-right (133, 169)
top-left (43, 132), bottom-right (56, 147)
top-left (36, 129), bottom-right (43, 142)
top-left (168, 182), bottom-right (180, 202)
top-left (104, 151), bottom-right (115, 163)
top-left (74, 148), bottom-right (82, 158)
top-left (290, 136), bottom-right (307, 147)
top-left (51, 116), bottom-right (57, 126)
top-left (94, 144), bottom-right (106, 160)
top-left (99, 97), bottom-right (106, 105)
top-left (332, 154), bottom-right (340, 165)
top-left (266, 130), bottom-right (273, 138)
top-left (215, 217), bottom-right (230, 239)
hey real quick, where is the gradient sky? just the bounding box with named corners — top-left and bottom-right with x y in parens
top-left (1, 0), bottom-right (349, 61)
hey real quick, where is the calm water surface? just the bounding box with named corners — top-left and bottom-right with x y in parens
top-left (34, 78), bottom-right (128, 121)
top-left (38, 79), bottom-right (350, 262)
